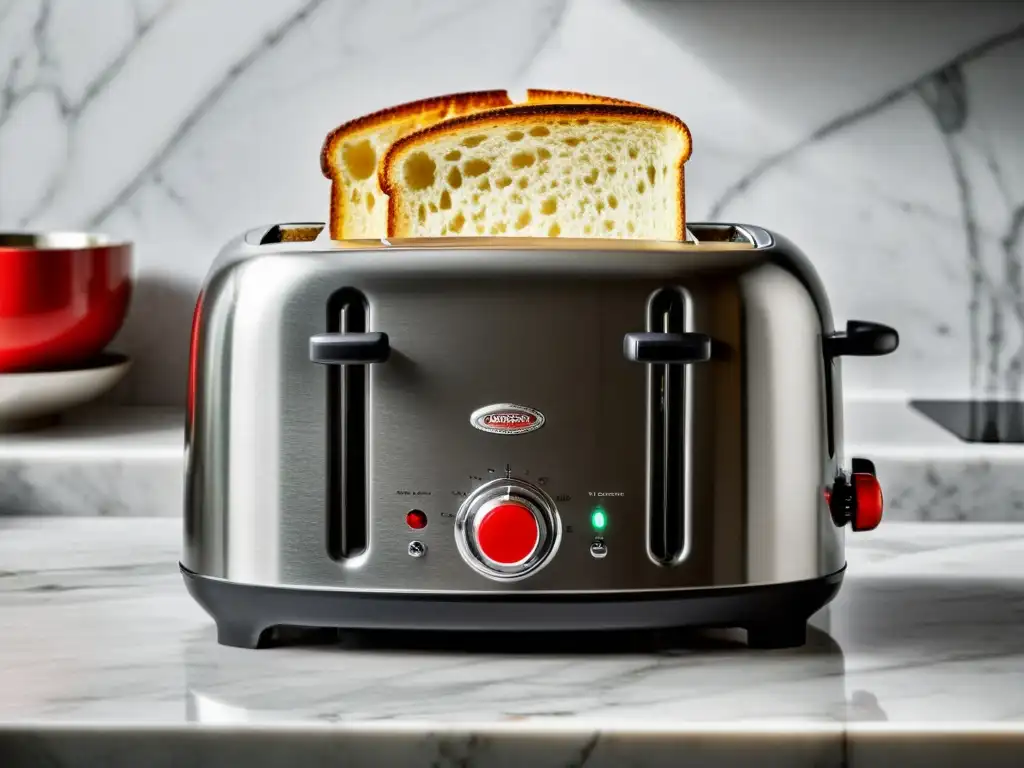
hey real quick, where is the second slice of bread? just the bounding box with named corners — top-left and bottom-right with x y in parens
top-left (380, 104), bottom-right (691, 240)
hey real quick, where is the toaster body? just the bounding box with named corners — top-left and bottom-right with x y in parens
top-left (182, 223), bottom-right (896, 648)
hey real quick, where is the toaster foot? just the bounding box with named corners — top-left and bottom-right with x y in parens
top-left (745, 622), bottom-right (808, 650)
top-left (215, 622), bottom-right (267, 650)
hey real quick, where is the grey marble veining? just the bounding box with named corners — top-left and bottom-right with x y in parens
top-left (875, 457), bottom-right (1024, 521)
top-left (2, 0), bottom-right (1024, 405)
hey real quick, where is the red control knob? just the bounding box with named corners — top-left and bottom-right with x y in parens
top-left (851, 472), bottom-right (883, 532)
top-left (476, 501), bottom-right (540, 565)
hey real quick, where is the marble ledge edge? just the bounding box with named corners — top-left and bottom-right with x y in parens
top-left (1, 403), bottom-right (1024, 520)
top-left (2, 721), bottom-right (1024, 735)
top-left (2, 721), bottom-right (1024, 768)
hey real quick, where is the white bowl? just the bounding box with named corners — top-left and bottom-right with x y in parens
top-left (0, 353), bottom-right (131, 433)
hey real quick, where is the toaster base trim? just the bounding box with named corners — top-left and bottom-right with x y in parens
top-left (180, 564), bottom-right (844, 650)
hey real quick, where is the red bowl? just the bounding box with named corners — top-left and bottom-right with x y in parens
top-left (0, 232), bottom-right (133, 373)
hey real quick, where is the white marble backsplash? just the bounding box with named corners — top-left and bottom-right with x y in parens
top-left (3, 0), bottom-right (1024, 406)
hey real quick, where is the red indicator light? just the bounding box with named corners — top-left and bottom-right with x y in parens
top-left (406, 510), bottom-right (428, 530)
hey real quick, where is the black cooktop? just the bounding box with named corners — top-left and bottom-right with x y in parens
top-left (910, 399), bottom-right (1024, 443)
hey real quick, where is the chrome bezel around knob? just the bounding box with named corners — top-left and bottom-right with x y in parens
top-left (454, 477), bottom-right (562, 582)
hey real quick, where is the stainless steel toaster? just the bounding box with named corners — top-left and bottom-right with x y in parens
top-left (181, 222), bottom-right (898, 649)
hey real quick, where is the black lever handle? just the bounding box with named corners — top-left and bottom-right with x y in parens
top-left (310, 332), bottom-right (390, 365)
top-left (624, 332), bottom-right (712, 364)
top-left (825, 320), bottom-right (898, 358)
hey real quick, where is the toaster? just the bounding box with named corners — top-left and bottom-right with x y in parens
top-left (181, 222), bottom-right (898, 649)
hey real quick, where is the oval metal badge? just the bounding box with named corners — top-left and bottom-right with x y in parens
top-left (470, 404), bottom-right (545, 435)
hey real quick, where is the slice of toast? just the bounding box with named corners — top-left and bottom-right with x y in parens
top-left (321, 91), bottom-right (513, 240)
top-left (380, 104), bottom-right (691, 240)
top-left (321, 90), bottom-right (646, 240)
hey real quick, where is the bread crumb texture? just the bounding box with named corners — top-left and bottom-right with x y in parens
top-left (385, 112), bottom-right (688, 240)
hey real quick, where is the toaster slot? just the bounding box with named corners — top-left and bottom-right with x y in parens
top-left (326, 288), bottom-right (369, 560)
top-left (258, 222), bottom-right (325, 244)
top-left (647, 288), bottom-right (688, 564)
top-left (824, 360), bottom-right (836, 458)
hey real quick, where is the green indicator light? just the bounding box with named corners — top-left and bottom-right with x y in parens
top-left (591, 507), bottom-right (607, 530)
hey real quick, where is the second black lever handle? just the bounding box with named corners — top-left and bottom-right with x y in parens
top-left (310, 332), bottom-right (390, 365)
top-left (624, 332), bottom-right (712, 364)
top-left (825, 320), bottom-right (899, 358)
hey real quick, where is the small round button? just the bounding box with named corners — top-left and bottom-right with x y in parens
top-left (476, 501), bottom-right (540, 565)
top-left (851, 473), bottom-right (883, 532)
top-left (408, 541), bottom-right (426, 558)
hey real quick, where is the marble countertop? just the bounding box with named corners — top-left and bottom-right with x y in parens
top-left (2, 518), bottom-right (1024, 765)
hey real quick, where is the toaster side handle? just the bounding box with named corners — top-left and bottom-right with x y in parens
top-left (825, 320), bottom-right (899, 358)
top-left (623, 332), bottom-right (712, 364)
top-left (310, 332), bottom-right (390, 364)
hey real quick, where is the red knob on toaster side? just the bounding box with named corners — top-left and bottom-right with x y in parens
top-left (851, 473), bottom-right (883, 532)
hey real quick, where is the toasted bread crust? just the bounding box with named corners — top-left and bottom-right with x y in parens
top-left (320, 90), bottom-right (513, 178)
top-left (381, 103), bottom-right (692, 240)
top-left (526, 89), bottom-right (644, 107)
top-left (321, 91), bottom-right (635, 177)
